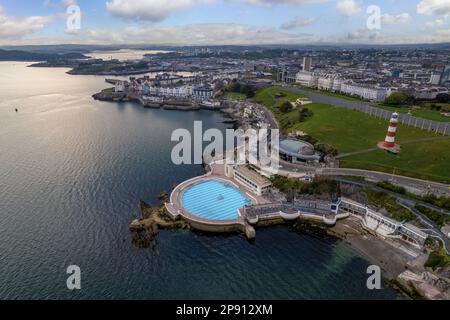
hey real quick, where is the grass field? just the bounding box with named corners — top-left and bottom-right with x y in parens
top-left (377, 104), bottom-right (450, 122)
top-left (411, 109), bottom-right (450, 122)
top-left (340, 139), bottom-right (450, 183)
top-left (254, 87), bottom-right (450, 183)
top-left (254, 87), bottom-right (309, 131)
top-left (102, 87), bottom-right (114, 94)
top-left (299, 85), bottom-right (366, 102)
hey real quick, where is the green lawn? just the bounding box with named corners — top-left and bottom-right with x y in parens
top-left (377, 104), bottom-right (410, 113)
top-left (254, 86), bottom-right (304, 107)
top-left (254, 86), bottom-right (450, 183)
top-left (411, 109), bottom-right (450, 122)
top-left (377, 104), bottom-right (450, 122)
top-left (224, 92), bottom-right (247, 100)
top-left (253, 87), bottom-right (308, 131)
top-left (292, 103), bottom-right (440, 153)
top-left (102, 87), bottom-right (114, 94)
top-left (340, 139), bottom-right (450, 183)
top-left (299, 86), bottom-right (366, 102)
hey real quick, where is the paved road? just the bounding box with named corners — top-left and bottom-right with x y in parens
top-left (277, 159), bottom-right (450, 197)
top-left (320, 167), bottom-right (450, 197)
top-left (259, 103), bottom-right (279, 130)
top-left (334, 177), bottom-right (450, 216)
top-left (397, 201), bottom-right (450, 254)
top-left (280, 85), bottom-right (450, 136)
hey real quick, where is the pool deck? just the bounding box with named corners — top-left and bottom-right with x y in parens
top-left (165, 162), bottom-right (269, 234)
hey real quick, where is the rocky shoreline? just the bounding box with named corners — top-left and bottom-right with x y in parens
top-left (129, 199), bottom-right (191, 249)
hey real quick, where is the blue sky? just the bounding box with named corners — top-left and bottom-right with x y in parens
top-left (0, 0), bottom-right (449, 45)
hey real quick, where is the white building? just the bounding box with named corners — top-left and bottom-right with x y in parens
top-left (114, 81), bottom-right (126, 93)
top-left (340, 83), bottom-right (390, 102)
top-left (142, 83), bottom-right (194, 98)
top-left (225, 165), bottom-right (272, 196)
top-left (193, 87), bottom-right (214, 100)
top-left (303, 56), bottom-right (313, 72)
top-left (317, 74), bottom-right (341, 92)
top-left (295, 71), bottom-right (389, 102)
top-left (338, 198), bottom-right (428, 248)
top-left (296, 71), bottom-right (318, 87)
top-left (414, 87), bottom-right (448, 100)
top-left (430, 72), bottom-right (442, 85)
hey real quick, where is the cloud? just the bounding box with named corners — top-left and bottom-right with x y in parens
top-left (243, 0), bottom-right (327, 5)
top-left (417, 0), bottom-right (450, 16)
top-left (281, 16), bottom-right (316, 30)
top-left (336, 0), bottom-right (361, 16)
top-left (81, 23), bottom-right (313, 45)
top-left (106, 0), bottom-right (197, 22)
top-left (425, 18), bottom-right (445, 28)
top-left (381, 13), bottom-right (411, 25)
top-left (0, 6), bottom-right (52, 40)
top-left (106, 0), bottom-right (328, 22)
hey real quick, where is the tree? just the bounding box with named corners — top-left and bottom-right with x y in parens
top-left (315, 143), bottom-right (338, 156)
top-left (279, 101), bottom-right (293, 113)
top-left (436, 93), bottom-right (450, 103)
top-left (384, 92), bottom-right (408, 106)
top-left (298, 108), bottom-right (313, 122)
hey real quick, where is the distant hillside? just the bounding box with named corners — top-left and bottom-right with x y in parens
top-left (0, 49), bottom-right (87, 62)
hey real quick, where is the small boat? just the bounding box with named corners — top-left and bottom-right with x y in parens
top-left (15, 108), bottom-right (18, 112)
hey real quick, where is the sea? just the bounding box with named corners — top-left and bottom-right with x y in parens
top-left (0, 60), bottom-right (399, 299)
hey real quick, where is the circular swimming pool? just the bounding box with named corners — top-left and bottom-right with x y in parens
top-left (181, 180), bottom-right (252, 221)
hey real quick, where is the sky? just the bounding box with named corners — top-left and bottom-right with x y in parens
top-left (0, 0), bottom-right (450, 46)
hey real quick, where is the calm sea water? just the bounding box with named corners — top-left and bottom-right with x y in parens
top-left (0, 62), bottom-right (399, 300)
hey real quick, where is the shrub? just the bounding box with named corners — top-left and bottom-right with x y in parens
top-left (414, 205), bottom-right (450, 227)
top-left (436, 93), bottom-right (450, 103)
top-left (425, 249), bottom-right (450, 271)
top-left (384, 92), bottom-right (408, 106)
top-left (375, 181), bottom-right (406, 195)
top-left (279, 101), bottom-right (293, 113)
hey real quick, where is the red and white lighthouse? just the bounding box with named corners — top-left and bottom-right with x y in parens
top-left (378, 112), bottom-right (400, 153)
top-left (383, 112), bottom-right (399, 148)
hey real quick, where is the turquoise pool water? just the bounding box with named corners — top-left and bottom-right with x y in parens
top-left (181, 180), bottom-right (252, 220)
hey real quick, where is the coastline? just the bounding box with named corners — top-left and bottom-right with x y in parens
top-left (101, 86), bottom-right (446, 299)
top-left (293, 218), bottom-right (419, 299)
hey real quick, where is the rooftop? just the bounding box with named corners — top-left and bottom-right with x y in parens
top-left (279, 139), bottom-right (321, 160)
top-left (234, 166), bottom-right (272, 188)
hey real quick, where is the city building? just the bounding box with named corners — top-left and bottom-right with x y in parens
top-left (440, 65), bottom-right (450, 86)
top-left (225, 165), bottom-right (272, 196)
top-left (303, 56), bottom-right (313, 72)
top-left (277, 69), bottom-right (297, 84)
top-left (114, 81), bottom-right (125, 93)
top-left (340, 83), bottom-right (390, 102)
top-left (193, 86), bottom-right (214, 100)
top-left (279, 139), bottom-right (322, 163)
top-left (296, 71), bottom-right (318, 87)
top-left (338, 198), bottom-right (428, 248)
top-left (430, 72), bottom-right (442, 85)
